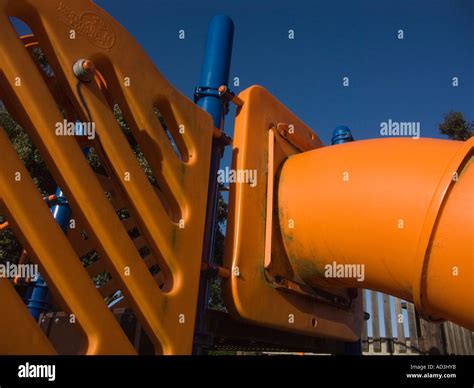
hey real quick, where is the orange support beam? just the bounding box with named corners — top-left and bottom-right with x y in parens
top-left (0, 279), bottom-right (56, 355)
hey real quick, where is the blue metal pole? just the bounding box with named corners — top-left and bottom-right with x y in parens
top-left (193, 15), bottom-right (234, 354)
top-left (23, 278), bottom-right (50, 321)
top-left (196, 15), bottom-right (234, 128)
top-left (331, 125), bottom-right (354, 145)
top-left (50, 187), bottom-right (72, 233)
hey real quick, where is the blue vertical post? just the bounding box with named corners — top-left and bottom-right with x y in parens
top-left (196, 15), bottom-right (234, 128)
top-left (331, 125), bottom-right (354, 145)
top-left (193, 15), bottom-right (234, 354)
top-left (49, 188), bottom-right (73, 234)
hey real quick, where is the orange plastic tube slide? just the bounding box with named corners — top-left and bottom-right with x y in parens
top-left (278, 137), bottom-right (474, 330)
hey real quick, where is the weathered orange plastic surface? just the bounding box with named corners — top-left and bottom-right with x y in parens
top-left (223, 85), bottom-right (364, 341)
top-left (0, 279), bottom-right (56, 355)
top-left (278, 137), bottom-right (474, 330)
top-left (0, 0), bottom-right (213, 354)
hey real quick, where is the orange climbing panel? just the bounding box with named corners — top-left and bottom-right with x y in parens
top-left (0, 0), bottom-right (214, 354)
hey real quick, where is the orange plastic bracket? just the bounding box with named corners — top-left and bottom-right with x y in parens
top-left (223, 86), bottom-right (364, 340)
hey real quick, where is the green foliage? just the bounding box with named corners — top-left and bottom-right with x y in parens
top-left (31, 47), bottom-right (54, 77)
top-left (0, 215), bottom-right (22, 264)
top-left (0, 45), bottom-right (56, 265)
top-left (0, 102), bottom-right (56, 265)
top-left (213, 192), bottom-right (228, 266)
top-left (208, 192), bottom-right (228, 311)
top-left (116, 104), bottom-right (158, 186)
top-left (0, 103), bottom-right (55, 196)
top-left (439, 111), bottom-right (473, 141)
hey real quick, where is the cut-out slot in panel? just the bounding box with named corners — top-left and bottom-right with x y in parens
top-left (0, 214), bottom-right (22, 265)
top-left (66, 139), bottom-right (169, 293)
top-left (0, 100), bottom-right (56, 196)
top-left (106, 99), bottom-right (183, 224)
top-left (153, 105), bottom-right (187, 162)
top-left (8, 16), bottom-right (32, 37)
top-left (92, 59), bottom-right (184, 224)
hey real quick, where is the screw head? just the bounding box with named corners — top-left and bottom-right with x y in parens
top-left (73, 59), bottom-right (96, 82)
top-left (218, 85), bottom-right (227, 95)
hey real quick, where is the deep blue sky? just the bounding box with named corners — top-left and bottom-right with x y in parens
top-left (12, 0), bottom-right (473, 164)
top-left (95, 0), bottom-right (473, 148)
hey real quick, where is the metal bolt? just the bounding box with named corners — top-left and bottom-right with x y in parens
top-left (73, 59), bottom-right (96, 82)
top-left (218, 85), bottom-right (228, 95)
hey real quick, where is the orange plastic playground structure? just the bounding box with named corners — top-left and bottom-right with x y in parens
top-left (0, 0), bottom-right (472, 355)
